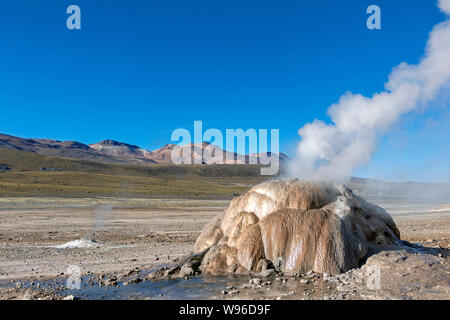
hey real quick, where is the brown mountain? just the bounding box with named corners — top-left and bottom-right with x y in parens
top-left (0, 133), bottom-right (289, 165)
top-left (151, 142), bottom-right (243, 164)
top-left (90, 141), bottom-right (245, 164)
top-left (143, 142), bottom-right (290, 165)
top-left (89, 140), bottom-right (156, 163)
top-left (0, 133), bottom-right (155, 164)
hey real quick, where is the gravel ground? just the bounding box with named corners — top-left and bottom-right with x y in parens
top-left (0, 197), bottom-right (448, 300)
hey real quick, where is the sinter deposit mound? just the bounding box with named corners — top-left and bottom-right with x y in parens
top-left (192, 179), bottom-right (402, 276)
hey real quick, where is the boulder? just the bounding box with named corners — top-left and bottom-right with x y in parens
top-left (194, 179), bottom-right (401, 275)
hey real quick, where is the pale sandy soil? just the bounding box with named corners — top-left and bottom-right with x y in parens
top-left (0, 204), bottom-right (223, 281)
top-left (0, 196), bottom-right (448, 300)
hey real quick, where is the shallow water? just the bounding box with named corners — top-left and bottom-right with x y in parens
top-left (70, 276), bottom-right (234, 300)
top-left (0, 275), bottom-right (242, 300)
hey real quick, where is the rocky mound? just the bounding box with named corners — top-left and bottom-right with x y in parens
top-left (193, 179), bottom-right (402, 275)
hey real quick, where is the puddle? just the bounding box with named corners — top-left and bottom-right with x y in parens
top-left (0, 275), bottom-right (243, 300)
top-left (0, 272), bottom-right (341, 300)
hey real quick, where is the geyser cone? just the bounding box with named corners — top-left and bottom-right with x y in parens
top-left (195, 179), bottom-right (401, 275)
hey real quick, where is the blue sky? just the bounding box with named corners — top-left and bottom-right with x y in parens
top-left (0, 1), bottom-right (448, 181)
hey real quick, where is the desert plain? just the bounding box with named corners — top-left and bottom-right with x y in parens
top-left (0, 186), bottom-right (448, 300)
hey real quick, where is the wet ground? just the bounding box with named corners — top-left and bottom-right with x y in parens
top-left (0, 276), bottom-right (228, 300)
top-left (0, 270), bottom-right (342, 300)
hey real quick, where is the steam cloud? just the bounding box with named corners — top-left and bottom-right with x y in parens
top-left (290, 0), bottom-right (450, 181)
top-left (85, 204), bottom-right (112, 240)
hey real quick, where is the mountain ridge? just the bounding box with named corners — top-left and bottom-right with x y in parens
top-left (0, 133), bottom-right (289, 165)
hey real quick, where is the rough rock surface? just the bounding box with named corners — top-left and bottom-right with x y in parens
top-left (194, 179), bottom-right (402, 275)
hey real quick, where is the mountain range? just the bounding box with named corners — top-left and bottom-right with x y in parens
top-left (0, 133), bottom-right (289, 165)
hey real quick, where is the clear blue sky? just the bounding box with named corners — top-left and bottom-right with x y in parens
top-left (0, 0), bottom-right (448, 181)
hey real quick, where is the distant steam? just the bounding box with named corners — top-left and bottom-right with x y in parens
top-left (85, 204), bottom-right (112, 240)
top-left (290, 0), bottom-right (450, 181)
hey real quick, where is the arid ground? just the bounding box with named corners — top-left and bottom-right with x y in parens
top-left (0, 192), bottom-right (448, 300)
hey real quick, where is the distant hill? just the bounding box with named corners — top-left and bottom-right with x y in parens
top-left (0, 133), bottom-right (289, 166)
top-left (0, 148), bottom-right (265, 177)
top-left (0, 133), bottom-right (149, 164)
top-left (91, 140), bottom-right (290, 165)
top-left (0, 148), bottom-right (266, 198)
top-left (0, 147), bottom-right (448, 199)
top-left (89, 140), bottom-right (157, 163)
top-left (148, 142), bottom-right (288, 165)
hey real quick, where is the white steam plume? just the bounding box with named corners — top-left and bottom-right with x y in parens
top-left (439, 0), bottom-right (450, 14)
top-left (290, 0), bottom-right (450, 181)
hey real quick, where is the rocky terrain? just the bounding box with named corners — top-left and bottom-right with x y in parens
top-left (0, 186), bottom-right (448, 300)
